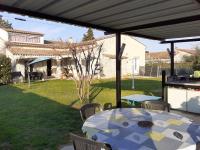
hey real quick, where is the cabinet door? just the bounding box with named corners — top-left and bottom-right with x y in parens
top-left (187, 90), bottom-right (200, 113)
top-left (167, 87), bottom-right (187, 111)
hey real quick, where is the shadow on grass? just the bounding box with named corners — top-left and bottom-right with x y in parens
top-left (93, 78), bottom-right (162, 96)
top-left (89, 86), bottom-right (103, 103)
top-left (69, 86), bottom-right (103, 106)
top-left (0, 85), bottom-right (82, 150)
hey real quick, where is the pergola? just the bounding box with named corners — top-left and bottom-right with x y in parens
top-left (1, 0), bottom-right (200, 108)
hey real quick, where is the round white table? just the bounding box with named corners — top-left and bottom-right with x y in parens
top-left (82, 108), bottom-right (200, 150)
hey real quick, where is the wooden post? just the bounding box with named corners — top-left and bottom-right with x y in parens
top-left (162, 70), bottom-right (166, 101)
top-left (28, 72), bottom-right (30, 88)
top-left (116, 32), bottom-right (121, 108)
top-left (170, 42), bottom-right (175, 76)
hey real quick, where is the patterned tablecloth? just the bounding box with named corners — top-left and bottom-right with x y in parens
top-left (82, 108), bottom-right (200, 150)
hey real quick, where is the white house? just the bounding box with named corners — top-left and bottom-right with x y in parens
top-left (0, 28), bottom-right (146, 81)
top-left (97, 35), bottom-right (145, 78)
top-left (145, 49), bottom-right (196, 63)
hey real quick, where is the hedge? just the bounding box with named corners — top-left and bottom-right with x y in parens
top-left (0, 54), bottom-right (11, 84)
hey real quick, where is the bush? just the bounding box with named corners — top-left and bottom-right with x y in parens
top-left (0, 54), bottom-right (11, 84)
top-left (192, 55), bottom-right (200, 70)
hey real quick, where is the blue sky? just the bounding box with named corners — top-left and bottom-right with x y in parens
top-left (1, 12), bottom-right (199, 52)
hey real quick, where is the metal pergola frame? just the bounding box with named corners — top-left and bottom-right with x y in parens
top-left (161, 37), bottom-right (200, 77)
top-left (1, 2), bottom-right (200, 108)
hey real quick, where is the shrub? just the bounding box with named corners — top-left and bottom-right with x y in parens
top-left (192, 55), bottom-right (200, 70)
top-left (0, 54), bottom-right (11, 84)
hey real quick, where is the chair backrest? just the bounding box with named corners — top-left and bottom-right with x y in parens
top-left (141, 101), bottom-right (170, 112)
top-left (11, 72), bottom-right (22, 78)
top-left (80, 103), bottom-right (102, 122)
top-left (103, 103), bottom-right (113, 110)
top-left (70, 133), bottom-right (112, 150)
top-left (197, 141), bottom-right (200, 150)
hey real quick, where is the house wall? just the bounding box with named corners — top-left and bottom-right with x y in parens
top-left (13, 58), bottom-right (61, 79)
top-left (5, 47), bottom-right (21, 75)
top-left (32, 58), bottom-right (64, 78)
top-left (174, 51), bottom-right (192, 62)
top-left (51, 59), bottom-right (58, 76)
top-left (3, 28), bottom-right (145, 79)
top-left (0, 28), bottom-right (8, 55)
top-left (146, 50), bottom-right (193, 64)
top-left (15, 59), bottom-right (26, 77)
top-left (9, 32), bottom-right (43, 44)
top-left (97, 35), bottom-right (145, 78)
top-left (32, 61), bottom-right (47, 76)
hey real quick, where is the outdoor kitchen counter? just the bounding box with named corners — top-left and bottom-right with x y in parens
top-left (165, 81), bottom-right (200, 89)
top-left (165, 81), bottom-right (200, 114)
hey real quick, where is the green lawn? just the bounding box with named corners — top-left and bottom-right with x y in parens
top-left (0, 77), bottom-right (161, 149)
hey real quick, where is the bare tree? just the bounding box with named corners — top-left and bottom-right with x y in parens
top-left (66, 40), bottom-right (103, 104)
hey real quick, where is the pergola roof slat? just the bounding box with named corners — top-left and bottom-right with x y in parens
top-left (0, 0), bottom-right (200, 40)
top-left (84, 0), bottom-right (192, 24)
top-left (56, 0), bottom-right (98, 16)
top-left (60, 0), bottom-right (127, 19)
top-left (108, 5), bottom-right (200, 28)
top-left (0, 4), bottom-right (117, 33)
top-left (71, 0), bottom-right (162, 20)
top-left (119, 14), bottom-right (200, 32)
top-left (96, 2), bottom-right (196, 26)
top-left (36, 0), bottom-right (63, 11)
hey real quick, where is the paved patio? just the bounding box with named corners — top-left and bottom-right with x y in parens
top-left (60, 145), bottom-right (74, 150)
top-left (171, 110), bottom-right (200, 123)
top-left (60, 109), bottom-right (200, 150)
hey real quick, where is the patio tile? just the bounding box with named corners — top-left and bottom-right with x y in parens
top-left (171, 110), bottom-right (200, 123)
top-left (60, 145), bottom-right (74, 150)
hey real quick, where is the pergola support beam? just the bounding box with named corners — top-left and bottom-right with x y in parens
top-left (116, 32), bottom-right (122, 108)
top-left (161, 37), bottom-right (200, 43)
top-left (170, 42), bottom-right (175, 76)
top-left (125, 32), bottom-right (164, 41)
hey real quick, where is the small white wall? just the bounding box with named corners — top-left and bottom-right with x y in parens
top-left (167, 87), bottom-right (200, 114)
top-left (0, 28), bottom-right (8, 54)
top-left (168, 87), bottom-right (187, 111)
top-left (97, 35), bottom-right (146, 78)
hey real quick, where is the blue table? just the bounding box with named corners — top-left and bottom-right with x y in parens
top-left (121, 94), bottom-right (161, 106)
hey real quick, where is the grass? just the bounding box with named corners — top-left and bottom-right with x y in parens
top-left (0, 77), bottom-right (161, 149)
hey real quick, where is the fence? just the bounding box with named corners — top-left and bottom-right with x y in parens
top-left (144, 63), bottom-right (193, 77)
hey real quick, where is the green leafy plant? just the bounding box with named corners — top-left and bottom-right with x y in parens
top-left (183, 47), bottom-right (200, 71)
top-left (192, 48), bottom-right (200, 70)
top-left (0, 54), bottom-right (11, 84)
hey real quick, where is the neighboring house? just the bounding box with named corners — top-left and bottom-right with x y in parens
top-left (0, 28), bottom-right (146, 81)
top-left (0, 28), bottom-right (8, 54)
top-left (97, 35), bottom-right (145, 78)
top-left (145, 49), bottom-right (196, 63)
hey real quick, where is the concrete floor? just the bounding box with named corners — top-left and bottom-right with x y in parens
top-left (60, 145), bottom-right (74, 150)
top-left (171, 109), bottom-right (200, 123)
top-left (60, 109), bottom-right (200, 150)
